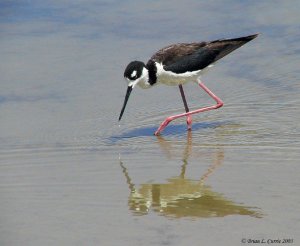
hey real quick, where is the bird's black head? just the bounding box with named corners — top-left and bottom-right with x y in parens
top-left (119, 61), bottom-right (146, 122)
top-left (124, 61), bottom-right (145, 81)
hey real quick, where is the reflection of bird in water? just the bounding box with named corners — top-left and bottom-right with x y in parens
top-left (120, 132), bottom-right (262, 218)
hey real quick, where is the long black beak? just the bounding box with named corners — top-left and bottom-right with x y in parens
top-left (118, 86), bottom-right (133, 121)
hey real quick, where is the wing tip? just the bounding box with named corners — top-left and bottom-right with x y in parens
top-left (232, 33), bottom-right (260, 43)
top-left (212, 33), bottom-right (260, 44)
top-left (243, 33), bottom-right (260, 41)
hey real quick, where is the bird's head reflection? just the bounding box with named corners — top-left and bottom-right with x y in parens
top-left (120, 132), bottom-right (262, 218)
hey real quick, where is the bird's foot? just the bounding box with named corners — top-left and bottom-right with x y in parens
top-left (186, 115), bottom-right (192, 131)
top-left (154, 116), bottom-right (174, 136)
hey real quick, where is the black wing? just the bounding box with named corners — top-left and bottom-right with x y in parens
top-left (151, 34), bottom-right (258, 74)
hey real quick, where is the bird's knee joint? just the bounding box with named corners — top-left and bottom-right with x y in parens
top-left (216, 100), bottom-right (224, 108)
top-left (214, 101), bottom-right (223, 109)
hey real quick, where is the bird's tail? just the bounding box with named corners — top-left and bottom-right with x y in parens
top-left (209, 33), bottom-right (259, 61)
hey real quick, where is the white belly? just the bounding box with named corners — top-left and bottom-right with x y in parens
top-left (157, 70), bottom-right (202, 85)
top-left (156, 62), bottom-right (212, 86)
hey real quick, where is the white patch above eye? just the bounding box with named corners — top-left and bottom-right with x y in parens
top-left (131, 70), bottom-right (137, 77)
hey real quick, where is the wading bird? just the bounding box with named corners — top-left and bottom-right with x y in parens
top-left (119, 34), bottom-right (258, 135)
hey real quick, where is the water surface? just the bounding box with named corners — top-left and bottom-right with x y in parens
top-left (1, 1), bottom-right (300, 245)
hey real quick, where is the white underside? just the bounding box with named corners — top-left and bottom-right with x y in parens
top-left (156, 62), bottom-right (208, 86)
top-left (134, 62), bottom-right (213, 89)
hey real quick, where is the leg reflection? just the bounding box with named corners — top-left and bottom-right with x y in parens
top-left (120, 132), bottom-right (262, 218)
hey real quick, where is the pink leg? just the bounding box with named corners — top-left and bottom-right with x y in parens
top-left (154, 79), bottom-right (224, 136)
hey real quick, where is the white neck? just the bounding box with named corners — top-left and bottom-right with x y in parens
top-left (136, 67), bottom-right (151, 89)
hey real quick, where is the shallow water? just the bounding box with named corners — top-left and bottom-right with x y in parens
top-left (1, 1), bottom-right (300, 245)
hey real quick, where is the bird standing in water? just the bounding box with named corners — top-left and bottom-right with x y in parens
top-left (119, 34), bottom-right (258, 135)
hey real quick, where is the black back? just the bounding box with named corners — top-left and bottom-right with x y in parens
top-left (150, 34), bottom-right (258, 74)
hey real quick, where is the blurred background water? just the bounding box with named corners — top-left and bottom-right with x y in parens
top-left (1, 1), bottom-right (300, 245)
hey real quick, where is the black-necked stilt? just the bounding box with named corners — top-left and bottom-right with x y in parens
top-left (119, 34), bottom-right (258, 135)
